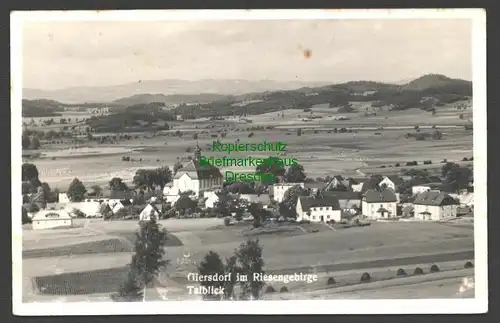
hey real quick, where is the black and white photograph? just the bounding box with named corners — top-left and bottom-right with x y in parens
top-left (11, 9), bottom-right (487, 315)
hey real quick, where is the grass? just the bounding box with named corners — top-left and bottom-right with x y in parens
top-left (34, 267), bottom-right (128, 295)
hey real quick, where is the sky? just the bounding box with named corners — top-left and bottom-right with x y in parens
top-left (21, 19), bottom-right (472, 90)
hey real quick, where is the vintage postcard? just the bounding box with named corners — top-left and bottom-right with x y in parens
top-left (11, 9), bottom-right (487, 315)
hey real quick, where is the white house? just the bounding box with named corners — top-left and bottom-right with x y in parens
top-left (412, 185), bottom-right (432, 195)
top-left (351, 182), bottom-right (364, 192)
top-left (139, 203), bottom-right (163, 221)
top-left (58, 193), bottom-right (70, 203)
top-left (361, 189), bottom-right (398, 219)
top-left (64, 201), bottom-right (102, 217)
top-left (296, 196), bottom-right (341, 223)
top-left (239, 194), bottom-right (271, 206)
top-left (322, 191), bottom-right (362, 214)
top-left (378, 176), bottom-right (404, 191)
top-left (413, 191), bottom-right (459, 221)
top-left (204, 191), bottom-right (223, 209)
top-left (112, 200), bottom-right (133, 214)
top-left (32, 209), bottom-right (73, 230)
top-left (449, 192), bottom-right (474, 208)
top-left (272, 183), bottom-right (305, 203)
top-left (163, 145), bottom-right (223, 199)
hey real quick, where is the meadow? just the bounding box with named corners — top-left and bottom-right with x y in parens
top-left (30, 104), bottom-right (473, 190)
top-left (22, 218), bottom-right (474, 301)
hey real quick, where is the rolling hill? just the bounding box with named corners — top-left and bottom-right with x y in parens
top-left (22, 79), bottom-right (328, 104)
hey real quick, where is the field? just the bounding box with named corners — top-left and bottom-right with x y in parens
top-left (25, 101), bottom-right (473, 190)
top-left (22, 218), bottom-right (474, 302)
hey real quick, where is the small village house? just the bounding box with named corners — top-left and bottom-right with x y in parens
top-left (296, 196), bottom-right (341, 223)
top-left (321, 191), bottom-right (362, 214)
top-left (413, 191), bottom-right (459, 221)
top-left (412, 185), bottom-right (432, 195)
top-left (204, 191), bottom-right (223, 209)
top-left (361, 189), bottom-right (398, 219)
top-left (112, 200), bottom-right (133, 214)
top-left (378, 176), bottom-right (404, 192)
top-left (272, 183), bottom-right (305, 203)
top-left (32, 209), bottom-right (73, 230)
top-left (304, 181), bottom-right (328, 194)
top-left (163, 145), bottom-right (224, 199)
top-left (139, 203), bottom-right (163, 221)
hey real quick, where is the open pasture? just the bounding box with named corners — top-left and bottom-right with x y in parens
top-left (34, 120), bottom-right (472, 189)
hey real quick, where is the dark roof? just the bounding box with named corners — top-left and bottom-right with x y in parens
top-left (361, 177), bottom-right (383, 192)
top-left (105, 190), bottom-right (135, 200)
top-left (413, 191), bottom-right (459, 206)
top-left (363, 189), bottom-right (398, 203)
top-left (119, 199), bottom-right (133, 206)
top-left (298, 196), bottom-right (341, 212)
top-left (321, 191), bottom-right (362, 200)
top-left (174, 160), bottom-right (223, 180)
top-left (304, 182), bottom-right (327, 190)
top-left (385, 175), bottom-right (404, 186)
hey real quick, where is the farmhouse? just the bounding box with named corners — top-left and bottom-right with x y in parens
top-left (321, 191), bottom-right (362, 214)
top-left (112, 200), bottom-right (133, 213)
top-left (361, 189), bottom-right (398, 219)
top-left (379, 176), bottom-right (404, 191)
top-left (139, 203), bottom-right (163, 221)
top-left (272, 183), bottom-right (305, 203)
top-left (163, 145), bottom-right (223, 198)
top-left (296, 196), bottom-right (341, 223)
top-left (32, 209), bottom-right (73, 230)
top-left (413, 191), bottom-right (459, 221)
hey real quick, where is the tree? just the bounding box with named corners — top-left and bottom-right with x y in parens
top-left (41, 182), bottom-right (52, 202)
top-left (226, 182), bottom-right (255, 194)
top-left (283, 164), bottom-right (306, 183)
top-left (280, 185), bottom-right (309, 218)
top-left (255, 157), bottom-right (285, 184)
top-left (109, 177), bottom-right (129, 192)
top-left (297, 129), bottom-right (302, 136)
top-left (174, 195), bottom-right (197, 213)
top-left (133, 170), bottom-right (155, 191)
top-left (22, 132), bottom-right (31, 149)
top-left (441, 162), bottom-right (460, 177)
top-left (193, 133), bottom-right (198, 140)
top-left (67, 178), bottom-right (87, 202)
top-left (22, 163), bottom-right (39, 183)
top-left (223, 255), bottom-right (239, 300)
top-left (444, 167), bottom-right (473, 192)
top-left (432, 130), bottom-right (443, 140)
top-left (90, 185), bottom-right (102, 197)
top-left (119, 218), bottom-right (169, 301)
top-left (153, 166), bottom-right (172, 191)
top-left (197, 251), bottom-right (226, 300)
top-left (30, 137), bottom-right (41, 150)
top-left (173, 161), bottom-right (183, 174)
top-left (235, 239), bottom-right (265, 300)
top-left (22, 207), bottom-right (32, 224)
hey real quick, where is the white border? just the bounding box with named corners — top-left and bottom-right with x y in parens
top-left (11, 9), bottom-right (488, 315)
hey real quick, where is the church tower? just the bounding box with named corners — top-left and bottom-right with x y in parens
top-left (193, 142), bottom-right (201, 161)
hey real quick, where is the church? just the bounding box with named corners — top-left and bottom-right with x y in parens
top-left (163, 144), bottom-right (224, 201)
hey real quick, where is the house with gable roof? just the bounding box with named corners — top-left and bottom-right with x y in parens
top-left (163, 144), bottom-right (223, 199)
top-left (296, 196), bottom-right (342, 223)
top-left (361, 189), bottom-right (398, 219)
top-left (413, 191), bottom-right (459, 221)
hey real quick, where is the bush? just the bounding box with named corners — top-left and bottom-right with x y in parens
top-left (464, 261), bottom-right (474, 269)
top-left (397, 268), bottom-right (407, 276)
top-left (430, 264), bottom-right (440, 273)
top-left (360, 272), bottom-right (371, 282)
top-left (224, 217), bottom-right (231, 226)
top-left (265, 285), bottom-right (276, 293)
top-left (248, 132), bottom-right (254, 138)
top-left (327, 277), bottom-right (336, 285)
top-left (395, 163), bottom-right (400, 167)
top-left (413, 267), bottom-right (424, 275)
top-left (280, 286), bottom-right (289, 293)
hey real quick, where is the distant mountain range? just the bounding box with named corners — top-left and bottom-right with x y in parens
top-left (23, 79), bottom-right (329, 104)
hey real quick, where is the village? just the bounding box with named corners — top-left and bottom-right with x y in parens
top-left (22, 141), bottom-right (474, 231)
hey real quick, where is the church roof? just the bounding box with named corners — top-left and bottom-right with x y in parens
top-left (174, 159), bottom-right (223, 180)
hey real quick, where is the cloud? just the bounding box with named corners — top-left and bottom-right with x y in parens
top-left (21, 19), bottom-right (472, 89)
